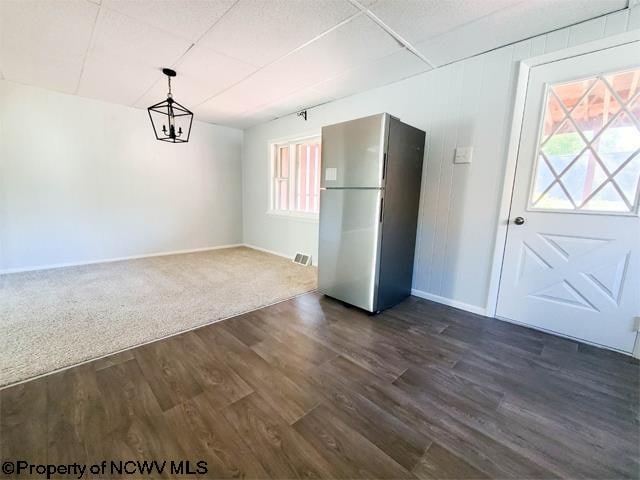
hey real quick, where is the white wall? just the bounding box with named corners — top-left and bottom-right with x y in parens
top-left (241, 7), bottom-right (639, 313)
top-left (0, 80), bottom-right (243, 272)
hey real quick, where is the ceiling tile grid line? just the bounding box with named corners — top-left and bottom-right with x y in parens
top-left (0, 0), bottom-right (632, 128)
top-left (193, 9), bottom-right (365, 109)
top-left (234, 0), bottom-right (629, 127)
top-left (192, 11), bottom-right (405, 124)
top-left (130, 0), bottom-right (244, 107)
top-left (74, 2), bottom-right (103, 95)
top-left (102, 0), bottom-right (239, 44)
top-left (431, 1), bottom-right (631, 69)
top-left (348, 0), bottom-right (435, 68)
top-left (234, 47), bottom-right (429, 124)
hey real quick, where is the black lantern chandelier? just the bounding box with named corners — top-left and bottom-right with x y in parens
top-left (147, 68), bottom-right (193, 143)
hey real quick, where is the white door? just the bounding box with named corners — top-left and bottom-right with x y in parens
top-left (497, 42), bottom-right (640, 353)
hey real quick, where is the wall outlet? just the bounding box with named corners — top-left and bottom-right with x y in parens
top-left (454, 146), bottom-right (473, 164)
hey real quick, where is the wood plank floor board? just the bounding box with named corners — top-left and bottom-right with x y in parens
top-left (292, 403), bottom-right (416, 479)
top-left (1, 292), bottom-right (637, 479)
top-left (394, 365), bottom-right (504, 414)
top-left (196, 324), bottom-right (320, 424)
top-left (272, 301), bottom-right (411, 382)
top-left (46, 365), bottom-right (107, 467)
top-left (221, 392), bottom-right (336, 479)
top-left (165, 332), bottom-right (254, 410)
top-left (218, 311), bottom-right (270, 348)
top-left (162, 393), bottom-right (270, 479)
top-left (454, 356), bottom-right (637, 435)
top-left (412, 442), bottom-right (489, 480)
top-left (102, 414), bottom-right (188, 479)
top-left (133, 340), bottom-right (204, 412)
top-left (93, 349), bottom-right (136, 371)
top-left (0, 380), bottom-right (48, 464)
top-left (308, 361), bottom-right (431, 471)
top-left (95, 358), bottom-right (164, 435)
top-left (313, 357), bottom-right (553, 479)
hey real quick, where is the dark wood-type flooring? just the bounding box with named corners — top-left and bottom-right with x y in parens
top-left (2, 292), bottom-right (639, 479)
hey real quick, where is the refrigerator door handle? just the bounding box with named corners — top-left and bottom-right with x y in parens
top-left (379, 197), bottom-right (384, 223)
top-left (382, 152), bottom-right (387, 180)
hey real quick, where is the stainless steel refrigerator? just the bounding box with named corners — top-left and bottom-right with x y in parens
top-left (318, 113), bottom-right (426, 313)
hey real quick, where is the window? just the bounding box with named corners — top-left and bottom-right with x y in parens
top-left (270, 136), bottom-right (321, 216)
top-left (530, 68), bottom-right (640, 214)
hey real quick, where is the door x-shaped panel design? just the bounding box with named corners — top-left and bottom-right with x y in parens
top-left (515, 233), bottom-right (630, 313)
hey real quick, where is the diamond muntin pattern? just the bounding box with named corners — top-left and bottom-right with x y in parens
top-left (532, 68), bottom-right (640, 213)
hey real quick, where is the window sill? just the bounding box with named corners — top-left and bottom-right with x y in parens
top-left (266, 210), bottom-right (319, 223)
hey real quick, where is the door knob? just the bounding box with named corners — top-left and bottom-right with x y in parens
top-left (514, 216), bottom-right (525, 225)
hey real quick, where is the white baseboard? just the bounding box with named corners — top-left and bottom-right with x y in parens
top-left (0, 243), bottom-right (244, 275)
top-left (242, 243), bottom-right (292, 260)
top-left (411, 288), bottom-right (487, 316)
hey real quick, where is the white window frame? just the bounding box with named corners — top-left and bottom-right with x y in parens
top-left (268, 133), bottom-right (321, 221)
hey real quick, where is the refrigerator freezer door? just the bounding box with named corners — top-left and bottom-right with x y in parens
top-left (320, 113), bottom-right (388, 188)
top-left (318, 188), bottom-right (383, 312)
top-left (376, 117), bottom-right (425, 310)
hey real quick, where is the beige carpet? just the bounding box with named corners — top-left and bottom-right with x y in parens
top-left (0, 247), bottom-right (317, 387)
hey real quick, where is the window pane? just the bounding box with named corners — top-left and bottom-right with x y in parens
top-left (582, 182), bottom-right (628, 212)
top-left (606, 69), bottom-right (639, 103)
top-left (295, 141), bottom-right (321, 213)
top-left (531, 68), bottom-right (640, 213)
top-left (532, 155), bottom-right (555, 203)
top-left (541, 119), bottom-right (585, 173)
top-left (277, 179), bottom-right (288, 210)
top-left (570, 79), bottom-right (621, 141)
top-left (542, 93), bottom-right (565, 142)
top-left (614, 153), bottom-right (640, 206)
top-left (279, 146), bottom-right (289, 178)
top-left (560, 149), bottom-right (608, 206)
top-left (551, 79), bottom-right (594, 111)
top-left (591, 111), bottom-right (640, 173)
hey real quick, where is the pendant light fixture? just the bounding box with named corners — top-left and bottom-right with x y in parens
top-left (147, 68), bottom-right (193, 143)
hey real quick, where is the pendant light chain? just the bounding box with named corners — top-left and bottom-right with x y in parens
top-left (167, 75), bottom-right (172, 98)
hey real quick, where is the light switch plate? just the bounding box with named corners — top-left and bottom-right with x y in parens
top-left (325, 167), bottom-right (337, 181)
top-left (454, 146), bottom-right (473, 164)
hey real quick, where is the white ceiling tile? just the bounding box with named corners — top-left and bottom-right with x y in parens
top-left (102, 0), bottom-right (236, 42)
top-left (226, 112), bottom-right (279, 129)
top-left (199, 0), bottom-right (360, 66)
top-left (77, 7), bottom-right (192, 104)
top-left (313, 48), bottom-right (430, 100)
top-left (192, 105), bottom-right (252, 126)
top-left (259, 87), bottom-right (336, 117)
top-left (367, 0), bottom-right (520, 44)
top-left (87, 8), bottom-right (191, 66)
top-left (414, 0), bottom-right (627, 66)
top-left (0, 0), bottom-right (98, 93)
top-left (206, 13), bottom-right (401, 109)
top-left (489, 0), bottom-right (626, 46)
top-left (134, 45), bottom-right (257, 108)
top-left (194, 84), bottom-right (256, 119)
top-left (1, 0), bottom-right (631, 130)
top-left (136, 75), bottom-right (217, 111)
top-left (78, 53), bottom-right (161, 105)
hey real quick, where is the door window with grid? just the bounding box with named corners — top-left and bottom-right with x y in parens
top-left (270, 136), bottom-right (321, 216)
top-left (530, 68), bottom-right (640, 213)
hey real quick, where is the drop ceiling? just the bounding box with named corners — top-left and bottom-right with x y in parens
top-left (0, 0), bottom-right (629, 129)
